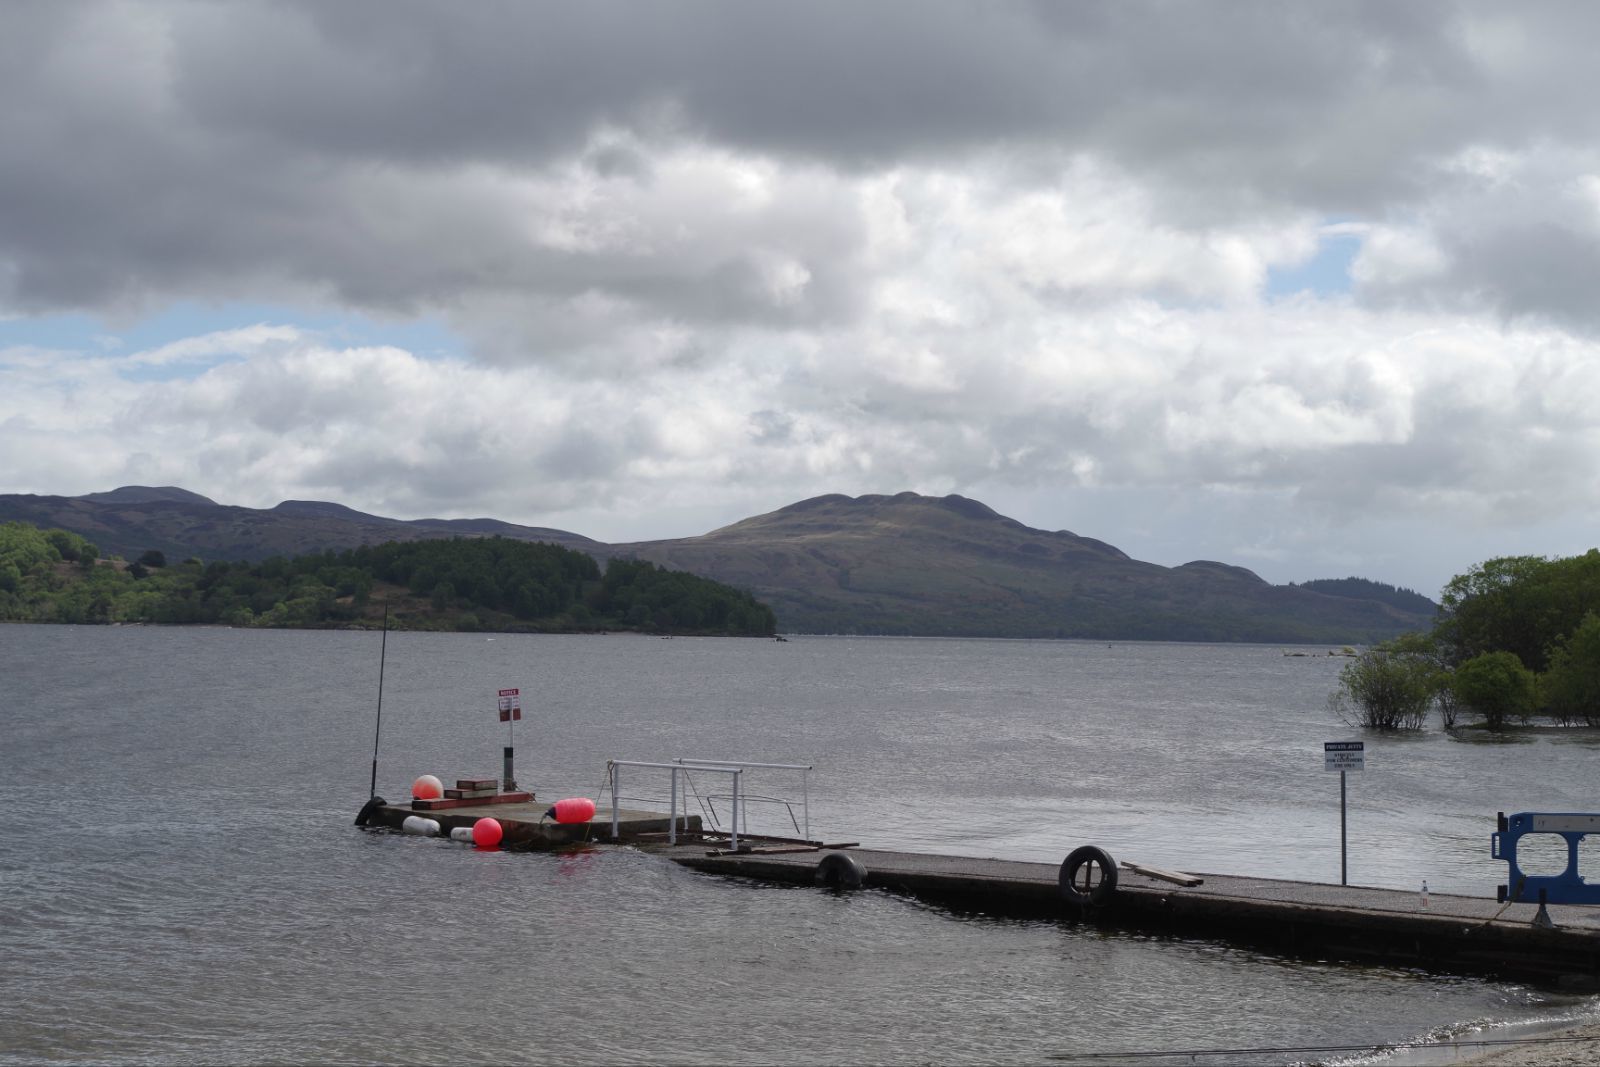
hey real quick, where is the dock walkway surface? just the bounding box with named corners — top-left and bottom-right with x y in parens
top-left (655, 844), bottom-right (1600, 988)
top-left (359, 796), bottom-right (1600, 989)
top-left (363, 799), bottom-right (698, 849)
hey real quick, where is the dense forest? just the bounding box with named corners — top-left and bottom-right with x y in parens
top-left (1332, 550), bottom-right (1600, 729)
top-left (0, 521), bottom-right (776, 636)
top-left (1292, 576), bottom-right (1437, 616)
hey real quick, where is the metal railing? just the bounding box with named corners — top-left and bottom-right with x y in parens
top-left (603, 757), bottom-right (813, 848)
top-left (698, 792), bottom-right (804, 839)
top-left (675, 758), bottom-right (812, 842)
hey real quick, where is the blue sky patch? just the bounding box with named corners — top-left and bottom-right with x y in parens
top-left (1, 301), bottom-right (464, 368)
top-left (1265, 231), bottom-right (1362, 299)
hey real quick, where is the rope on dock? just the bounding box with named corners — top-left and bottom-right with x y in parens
top-left (1047, 1031), bottom-right (1600, 1062)
top-left (1472, 874), bottom-right (1529, 931)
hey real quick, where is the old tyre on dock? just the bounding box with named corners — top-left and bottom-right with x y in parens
top-left (354, 796), bottom-right (387, 827)
top-left (815, 851), bottom-right (867, 890)
top-left (1059, 845), bottom-right (1118, 906)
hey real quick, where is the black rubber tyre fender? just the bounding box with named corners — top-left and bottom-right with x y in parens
top-left (1059, 845), bottom-right (1118, 906)
top-left (354, 795), bottom-right (387, 827)
top-left (815, 851), bottom-right (867, 890)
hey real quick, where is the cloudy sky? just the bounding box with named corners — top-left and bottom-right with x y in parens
top-left (4, 1), bottom-right (1599, 598)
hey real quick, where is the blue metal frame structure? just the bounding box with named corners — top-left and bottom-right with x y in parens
top-left (1492, 811), bottom-right (1600, 904)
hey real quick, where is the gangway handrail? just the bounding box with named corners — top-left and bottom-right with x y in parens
top-left (605, 759), bottom-right (741, 848)
top-left (675, 758), bottom-right (814, 770)
top-left (604, 756), bottom-right (814, 847)
top-left (674, 758), bottom-right (811, 840)
top-left (699, 791), bottom-right (804, 838)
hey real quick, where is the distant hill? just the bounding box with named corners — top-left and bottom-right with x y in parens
top-left (79, 485), bottom-right (218, 507)
top-left (1292, 577), bottom-right (1438, 617)
top-left (0, 486), bottom-right (1435, 642)
top-left (610, 491), bottom-right (1435, 642)
top-left (0, 522), bottom-right (774, 636)
top-left (0, 487), bottom-right (604, 564)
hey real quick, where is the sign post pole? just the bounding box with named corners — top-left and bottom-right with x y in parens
top-left (1340, 769), bottom-right (1348, 886)
top-left (498, 687), bottom-right (522, 793)
top-left (1324, 741), bottom-right (1365, 887)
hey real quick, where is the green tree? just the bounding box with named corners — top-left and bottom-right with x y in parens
top-left (430, 581), bottom-right (456, 613)
top-left (1436, 556), bottom-right (1553, 669)
top-left (0, 522), bottom-right (775, 635)
top-left (1328, 644), bottom-right (1438, 730)
top-left (1435, 551), bottom-right (1600, 673)
top-left (1450, 651), bottom-right (1539, 730)
top-left (45, 529), bottom-right (83, 561)
top-left (1543, 613), bottom-right (1600, 726)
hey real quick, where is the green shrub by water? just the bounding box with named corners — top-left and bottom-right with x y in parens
top-left (1331, 548), bottom-right (1600, 730)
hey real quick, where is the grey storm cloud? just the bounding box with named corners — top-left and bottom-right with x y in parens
top-left (165, 3), bottom-right (1594, 186)
top-left (5, 0), bottom-right (1600, 328)
top-left (8, 0), bottom-right (1600, 597)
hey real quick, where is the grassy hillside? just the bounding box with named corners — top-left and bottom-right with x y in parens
top-left (612, 492), bottom-right (1434, 641)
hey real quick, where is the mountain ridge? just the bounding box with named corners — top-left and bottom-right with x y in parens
top-left (608, 491), bottom-right (1428, 641)
top-left (0, 486), bottom-right (1435, 642)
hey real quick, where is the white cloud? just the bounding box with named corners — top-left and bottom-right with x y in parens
top-left (5, 2), bottom-right (1600, 597)
top-left (1351, 225), bottom-right (1448, 288)
top-left (128, 323), bottom-right (303, 366)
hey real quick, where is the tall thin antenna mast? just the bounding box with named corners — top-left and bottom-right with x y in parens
top-left (369, 599), bottom-right (389, 798)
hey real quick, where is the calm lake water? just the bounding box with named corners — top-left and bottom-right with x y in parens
top-left (3, 624), bottom-right (1598, 1065)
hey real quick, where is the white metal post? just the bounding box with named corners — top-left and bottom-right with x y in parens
top-left (802, 768), bottom-right (810, 841)
top-left (669, 765), bottom-right (679, 845)
top-left (610, 762), bottom-right (621, 840)
top-left (730, 769), bottom-right (741, 851)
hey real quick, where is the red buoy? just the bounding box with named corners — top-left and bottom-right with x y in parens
top-left (471, 817), bottom-right (503, 849)
top-left (412, 774), bottom-right (443, 800)
top-left (550, 797), bottom-right (596, 824)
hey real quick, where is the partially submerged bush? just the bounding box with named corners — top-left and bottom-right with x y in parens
top-left (1450, 651), bottom-right (1539, 730)
top-left (1329, 645), bottom-right (1438, 730)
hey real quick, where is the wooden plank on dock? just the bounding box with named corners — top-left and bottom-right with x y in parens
top-left (1122, 860), bottom-right (1204, 887)
top-left (412, 791), bottom-right (532, 810)
top-left (705, 845), bottom-right (823, 856)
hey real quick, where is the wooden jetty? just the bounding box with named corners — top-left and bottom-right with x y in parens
top-left (360, 797), bottom-right (701, 849)
top-left (357, 796), bottom-right (1600, 989)
top-left (661, 843), bottom-right (1600, 989)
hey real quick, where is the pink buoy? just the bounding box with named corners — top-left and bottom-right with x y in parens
top-left (547, 797), bottom-right (596, 824)
top-left (411, 774), bottom-right (443, 800)
top-left (471, 817), bottom-right (503, 849)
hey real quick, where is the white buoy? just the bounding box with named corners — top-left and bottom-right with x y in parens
top-left (402, 815), bottom-right (442, 836)
top-left (449, 826), bottom-right (475, 843)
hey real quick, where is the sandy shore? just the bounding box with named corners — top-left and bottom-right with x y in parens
top-left (1454, 1018), bottom-right (1600, 1065)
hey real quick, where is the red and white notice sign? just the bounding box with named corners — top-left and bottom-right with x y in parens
top-left (497, 687), bottom-right (522, 722)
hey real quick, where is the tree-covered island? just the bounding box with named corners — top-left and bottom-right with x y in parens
top-left (1331, 550), bottom-right (1600, 730)
top-left (0, 520), bottom-right (776, 636)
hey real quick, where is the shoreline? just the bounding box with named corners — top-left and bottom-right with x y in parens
top-left (1374, 1013), bottom-right (1600, 1067)
top-left (1457, 1018), bottom-right (1600, 1066)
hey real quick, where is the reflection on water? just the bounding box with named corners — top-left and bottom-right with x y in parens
top-left (2, 625), bottom-right (1597, 1065)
